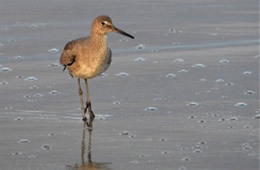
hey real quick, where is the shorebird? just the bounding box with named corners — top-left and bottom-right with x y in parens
top-left (60, 15), bottom-right (134, 121)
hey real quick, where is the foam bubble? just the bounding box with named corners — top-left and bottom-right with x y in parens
top-left (168, 28), bottom-right (183, 33)
top-left (131, 160), bottom-right (140, 164)
top-left (17, 139), bottom-right (31, 144)
top-left (174, 58), bottom-right (184, 63)
top-left (29, 24), bottom-right (38, 28)
top-left (28, 154), bottom-right (36, 159)
top-left (1, 67), bottom-right (12, 72)
top-left (112, 101), bottom-right (120, 105)
top-left (30, 85), bottom-right (39, 89)
top-left (168, 28), bottom-right (177, 33)
top-left (41, 144), bottom-right (51, 150)
top-left (119, 131), bottom-right (129, 136)
top-left (178, 69), bottom-right (188, 73)
top-left (244, 90), bottom-right (255, 95)
top-left (193, 149), bottom-right (202, 153)
top-left (172, 42), bottom-right (181, 45)
top-left (48, 48), bottom-right (59, 53)
top-left (14, 56), bottom-right (24, 60)
top-left (100, 73), bottom-right (108, 77)
top-left (159, 138), bottom-right (168, 142)
top-left (253, 114), bottom-right (260, 119)
top-left (14, 117), bottom-right (24, 121)
top-left (216, 79), bottom-right (225, 83)
top-left (166, 73), bottom-right (176, 78)
top-left (34, 93), bottom-right (43, 97)
top-left (144, 106), bottom-right (158, 111)
top-left (234, 102), bottom-right (248, 107)
top-left (161, 151), bottom-right (170, 155)
top-left (151, 49), bottom-right (158, 52)
top-left (119, 38), bottom-right (128, 42)
top-left (242, 143), bottom-right (252, 150)
top-left (187, 102), bottom-right (199, 107)
top-left (24, 76), bottom-right (38, 81)
top-left (182, 157), bottom-right (191, 161)
top-left (254, 55), bottom-right (260, 59)
top-left (178, 166), bottom-right (187, 170)
top-left (243, 71), bottom-right (252, 75)
top-left (225, 82), bottom-right (234, 86)
top-left (198, 141), bottom-right (207, 145)
top-left (16, 75), bottom-right (24, 79)
top-left (0, 81), bottom-right (8, 85)
top-left (12, 152), bottom-right (23, 156)
top-left (209, 32), bottom-right (219, 36)
top-left (48, 63), bottom-right (60, 67)
top-left (219, 59), bottom-right (230, 63)
top-left (49, 90), bottom-right (61, 95)
top-left (153, 97), bottom-right (162, 101)
top-left (192, 64), bottom-right (206, 69)
top-left (135, 44), bottom-right (145, 50)
top-left (8, 39), bottom-right (16, 43)
top-left (116, 72), bottom-right (129, 76)
top-left (198, 119), bottom-right (206, 123)
top-left (229, 117), bottom-right (239, 121)
top-left (134, 57), bottom-right (146, 62)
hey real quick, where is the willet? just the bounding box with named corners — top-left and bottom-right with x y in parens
top-left (60, 15), bottom-right (134, 121)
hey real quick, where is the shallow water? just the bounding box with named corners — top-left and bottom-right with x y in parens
top-left (115, 39), bottom-right (260, 54)
top-left (0, 0), bottom-right (259, 169)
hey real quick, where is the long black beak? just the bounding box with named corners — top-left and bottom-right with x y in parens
top-left (114, 27), bottom-right (135, 39)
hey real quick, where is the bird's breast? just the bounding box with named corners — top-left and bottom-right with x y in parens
top-left (72, 47), bottom-right (112, 79)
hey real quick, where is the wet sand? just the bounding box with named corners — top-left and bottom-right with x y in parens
top-left (0, 0), bottom-right (259, 170)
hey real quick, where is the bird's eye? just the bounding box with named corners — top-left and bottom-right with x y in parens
top-left (101, 21), bottom-right (105, 26)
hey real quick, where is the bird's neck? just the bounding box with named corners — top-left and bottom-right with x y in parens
top-left (90, 33), bottom-right (108, 50)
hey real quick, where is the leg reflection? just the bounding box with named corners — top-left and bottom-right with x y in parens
top-left (82, 118), bottom-right (93, 164)
top-left (67, 117), bottom-right (112, 170)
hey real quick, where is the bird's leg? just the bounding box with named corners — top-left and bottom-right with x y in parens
top-left (85, 79), bottom-right (95, 119)
top-left (78, 78), bottom-right (87, 121)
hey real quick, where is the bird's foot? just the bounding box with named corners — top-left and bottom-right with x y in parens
top-left (89, 110), bottom-right (95, 119)
top-left (86, 102), bottom-right (95, 119)
top-left (82, 115), bottom-right (94, 129)
top-left (82, 117), bottom-right (87, 122)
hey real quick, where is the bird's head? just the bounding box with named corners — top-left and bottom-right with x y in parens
top-left (92, 15), bottom-right (134, 39)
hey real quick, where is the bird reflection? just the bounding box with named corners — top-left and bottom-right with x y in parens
top-left (66, 118), bottom-right (112, 170)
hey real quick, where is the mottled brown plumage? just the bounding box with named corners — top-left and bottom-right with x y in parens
top-left (60, 15), bottom-right (134, 122)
